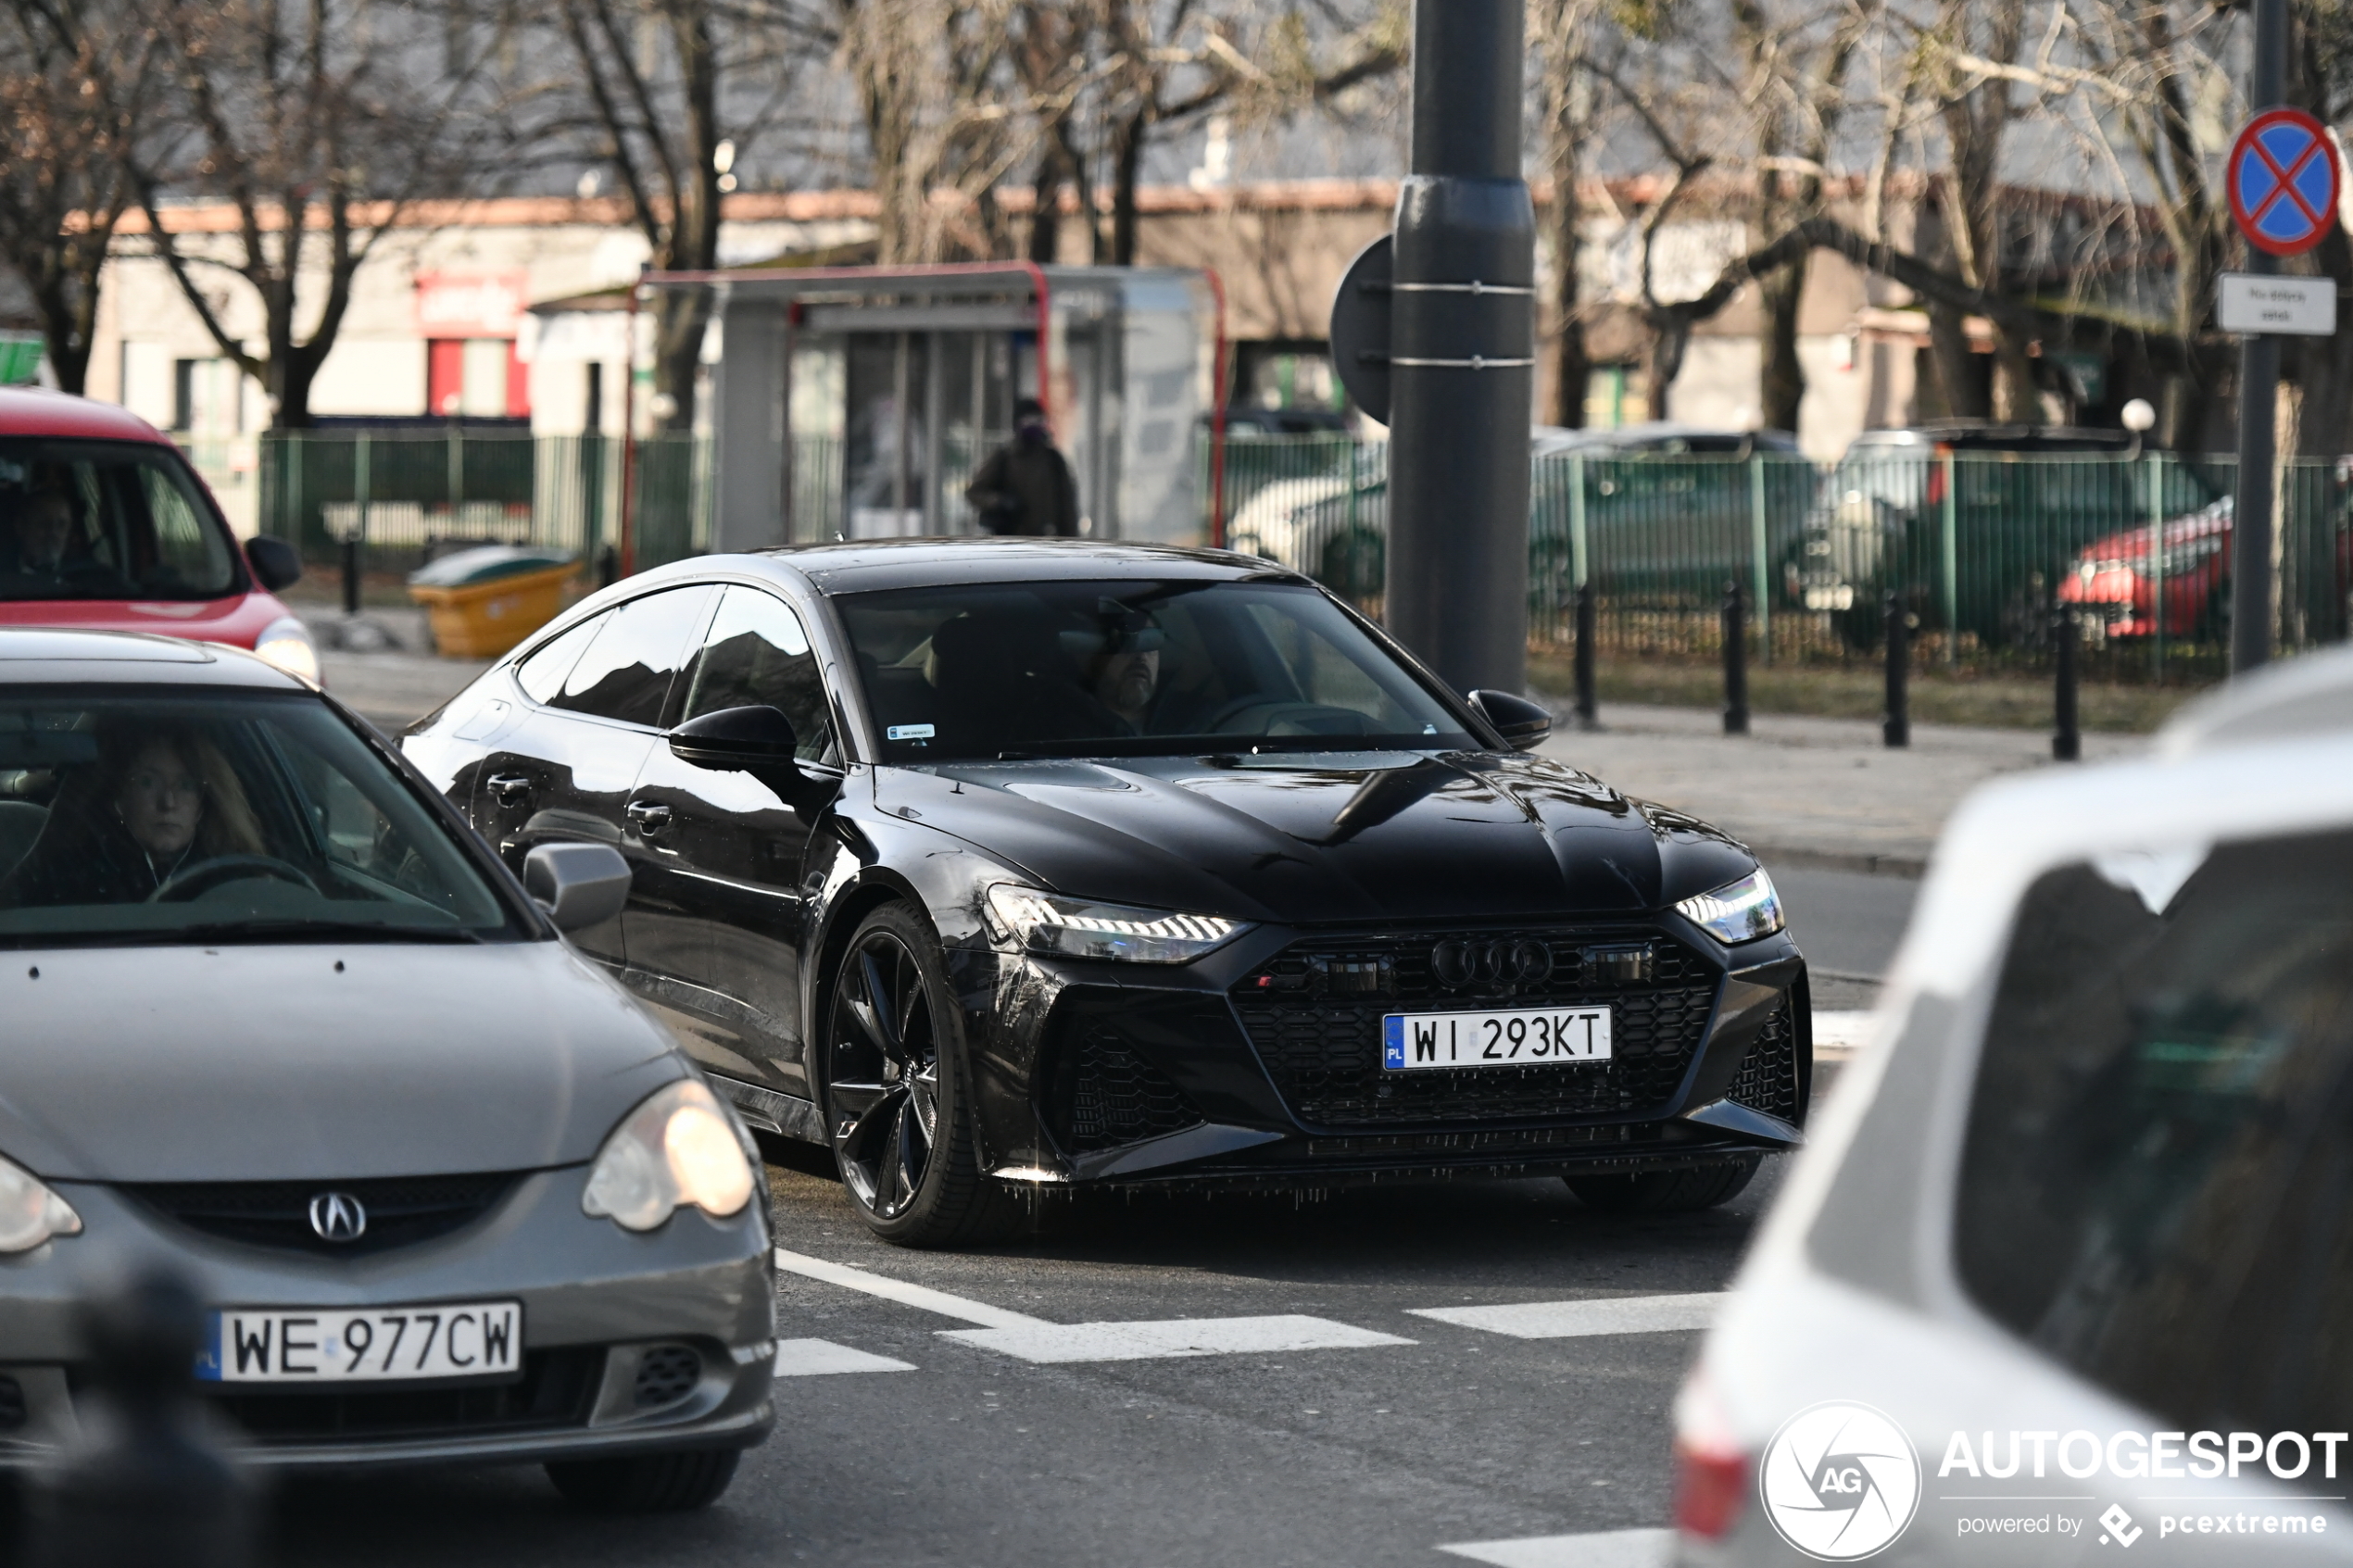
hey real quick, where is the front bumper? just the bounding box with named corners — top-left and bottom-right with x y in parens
top-left (954, 917), bottom-right (1810, 1191)
top-left (0, 1166), bottom-right (774, 1469)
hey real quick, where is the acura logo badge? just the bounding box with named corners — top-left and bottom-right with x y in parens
top-left (308, 1192), bottom-right (367, 1243)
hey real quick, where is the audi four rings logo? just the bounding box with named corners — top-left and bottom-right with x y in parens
top-left (308, 1192), bottom-right (368, 1243)
top-left (1760, 1401), bottom-right (1922, 1560)
top-left (1430, 937), bottom-right (1553, 987)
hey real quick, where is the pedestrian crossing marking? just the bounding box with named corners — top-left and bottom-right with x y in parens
top-left (939, 1314), bottom-right (1414, 1364)
top-left (1437, 1527), bottom-right (1671, 1566)
top-left (1408, 1293), bottom-right (1724, 1338)
top-left (772, 1337), bottom-right (916, 1377)
top-left (774, 1247), bottom-right (1047, 1329)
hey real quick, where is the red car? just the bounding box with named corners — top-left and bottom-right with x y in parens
top-left (0, 388), bottom-right (313, 675)
top-left (2057, 495), bottom-right (2234, 640)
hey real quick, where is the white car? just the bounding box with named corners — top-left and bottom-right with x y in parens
top-left (1677, 651), bottom-right (2353, 1564)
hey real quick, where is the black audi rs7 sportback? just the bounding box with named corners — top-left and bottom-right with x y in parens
top-left (403, 540), bottom-right (1809, 1247)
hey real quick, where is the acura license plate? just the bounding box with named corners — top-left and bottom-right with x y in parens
top-left (1382, 1006), bottom-right (1612, 1072)
top-left (196, 1300), bottom-right (522, 1384)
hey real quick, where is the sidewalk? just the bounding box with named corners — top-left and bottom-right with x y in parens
top-left (303, 608), bottom-right (492, 733)
top-left (1537, 701), bottom-right (2143, 877)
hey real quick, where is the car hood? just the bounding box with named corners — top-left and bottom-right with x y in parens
top-left (1, 941), bottom-right (683, 1183)
top-left (873, 748), bottom-right (1758, 926)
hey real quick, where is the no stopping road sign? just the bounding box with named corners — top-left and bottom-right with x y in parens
top-left (2228, 107), bottom-right (2341, 257)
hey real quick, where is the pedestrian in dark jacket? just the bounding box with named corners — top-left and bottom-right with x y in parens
top-left (964, 399), bottom-right (1079, 536)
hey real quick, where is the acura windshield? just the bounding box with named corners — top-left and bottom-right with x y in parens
top-left (0, 692), bottom-right (524, 944)
top-left (0, 439), bottom-right (239, 601)
top-left (838, 579), bottom-right (1478, 762)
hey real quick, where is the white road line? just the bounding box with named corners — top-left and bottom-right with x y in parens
top-left (1437, 1527), bottom-right (1672, 1567)
top-left (772, 1338), bottom-right (917, 1377)
top-left (773, 1248), bottom-right (1049, 1330)
top-left (940, 1314), bottom-right (1415, 1364)
top-left (1408, 1293), bottom-right (1724, 1339)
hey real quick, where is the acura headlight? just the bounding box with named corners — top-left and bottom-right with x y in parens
top-left (253, 615), bottom-right (321, 684)
top-left (581, 1080), bottom-right (755, 1232)
top-left (1676, 869), bottom-right (1785, 945)
top-left (986, 884), bottom-right (1249, 964)
top-left (0, 1151), bottom-right (82, 1253)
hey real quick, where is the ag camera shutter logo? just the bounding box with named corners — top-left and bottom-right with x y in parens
top-left (1760, 1401), bottom-right (1922, 1560)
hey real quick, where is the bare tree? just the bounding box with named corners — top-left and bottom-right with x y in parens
top-left (1530, 0), bottom-right (1610, 427)
top-left (0, 0), bottom-right (163, 394)
top-left (134, 0), bottom-right (514, 428)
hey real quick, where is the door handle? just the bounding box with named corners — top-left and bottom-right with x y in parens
top-left (625, 800), bottom-right (673, 835)
top-left (485, 772), bottom-right (534, 807)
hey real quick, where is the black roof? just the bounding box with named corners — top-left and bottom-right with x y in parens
top-left (736, 537), bottom-right (1299, 596)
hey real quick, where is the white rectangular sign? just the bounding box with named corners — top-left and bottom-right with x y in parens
top-left (2219, 273), bottom-right (2338, 337)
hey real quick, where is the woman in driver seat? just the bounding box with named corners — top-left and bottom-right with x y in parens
top-left (2, 721), bottom-right (267, 905)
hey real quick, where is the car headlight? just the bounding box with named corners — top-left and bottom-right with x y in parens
top-left (253, 615), bottom-right (321, 684)
top-left (0, 1151), bottom-right (82, 1253)
top-left (581, 1080), bottom-right (755, 1232)
top-left (986, 884), bottom-right (1250, 964)
top-left (1676, 869), bottom-right (1785, 944)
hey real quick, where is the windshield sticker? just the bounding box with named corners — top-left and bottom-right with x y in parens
top-left (887, 724), bottom-right (936, 742)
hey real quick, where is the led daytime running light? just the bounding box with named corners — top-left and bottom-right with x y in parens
top-left (986, 884), bottom-right (1248, 964)
top-left (1675, 869), bottom-right (1784, 944)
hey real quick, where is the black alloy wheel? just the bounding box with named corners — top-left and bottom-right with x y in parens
top-left (822, 904), bottom-right (1015, 1247)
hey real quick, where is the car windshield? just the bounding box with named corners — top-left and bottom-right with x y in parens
top-left (1955, 828), bottom-right (2353, 1436)
top-left (0, 692), bottom-right (524, 945)
top-left (837, 578), bottom-right (1478, 762)
top-left (0, 438), bottom-right (239, 601)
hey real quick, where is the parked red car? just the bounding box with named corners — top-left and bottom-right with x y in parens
top-left (0, 388), bottom-right (313, 675)
top-left (2057, 495), bottom-right (2235, 640)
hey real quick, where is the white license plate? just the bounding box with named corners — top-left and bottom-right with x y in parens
top-left (1382, 1006), bottom-right (1613, 1072)
top-left (196, 1300), bottom-right (522, 1384)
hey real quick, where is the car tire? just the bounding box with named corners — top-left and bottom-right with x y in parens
top-left (1566, 1158), bottom-right (1759, 1213)
top-left (820, 903), bottom-right (1018, 1248)
top-left (545, 1447), bottom-right (741, 1512)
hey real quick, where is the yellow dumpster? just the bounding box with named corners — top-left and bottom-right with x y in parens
top-left (407, 546), bottom-right (580, 659)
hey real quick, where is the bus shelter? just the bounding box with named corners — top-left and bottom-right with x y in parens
top-left (635, 263), bottom-right (1226, 554)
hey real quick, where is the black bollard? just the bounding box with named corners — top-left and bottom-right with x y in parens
top-left (1573, 583), bottom-right (1598, 730)
top-left (340, 536), bottom-right (360, 617)
top-left (598, 543), bottom-right (620, 589)
top-left (1883, 592), bottom-right (1910, 748)
top-left (2053, 607), bottom-right (2081, 761)
top-left (1721, 582), bottom-right (1749, 735)
top-left (27, 1265), bottom-right (256, 1568)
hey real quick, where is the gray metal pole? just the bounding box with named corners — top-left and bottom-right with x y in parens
top-left (1384, 0), bottom-right (1537, 696)
top-left (2232, 0), bottom-right (2288, 674)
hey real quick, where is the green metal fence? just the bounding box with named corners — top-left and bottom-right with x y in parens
top-left (256, 430), bottom-right (711, 575)
top-left (1216, 436), bottom-right (2352, 682)
top-left (245, 428), bottom-right (2349, 680)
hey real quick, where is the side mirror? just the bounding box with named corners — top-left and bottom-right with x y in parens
top-left (245, 535), bottom-right (304, 592)
top-left (522, 842), bottom-right (631, 933)
top-left (669, 704), bottom-right (798, 770)
top-left (1467, 689), bottom-right (1554, 752)
top-left (669, 703), bottom-right (840, 812)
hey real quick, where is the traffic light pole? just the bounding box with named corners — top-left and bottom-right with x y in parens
top-left (2232, 0), bottom-right (2286, 675)
top-left (1382, 0), bottom-right (1537, 696)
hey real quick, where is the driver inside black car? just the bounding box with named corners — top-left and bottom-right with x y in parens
top-left (0, 721), bottom-right (269, 905)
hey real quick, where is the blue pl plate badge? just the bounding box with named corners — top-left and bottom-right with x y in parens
top-left (887, 724), bottom-right (935, 742)
top-left (1383, 1015), bottom-right (1405, 1070)
top-left (194, 1312), bottom-right (223, 1382)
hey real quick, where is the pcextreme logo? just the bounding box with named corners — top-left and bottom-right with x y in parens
top-left (1760, 1401), bottom-right (1924, 1561)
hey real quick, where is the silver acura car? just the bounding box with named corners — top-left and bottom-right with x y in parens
top-left (0, 630), bottom-right (773, 1509)
top-left (1676, 652), bottom-right (2353, 1564)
